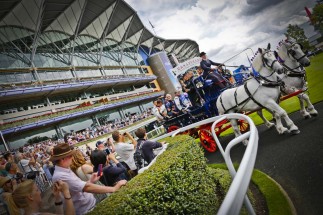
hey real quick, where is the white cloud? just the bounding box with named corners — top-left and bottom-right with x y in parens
top-left (125, 0), bottom-right (317, 64)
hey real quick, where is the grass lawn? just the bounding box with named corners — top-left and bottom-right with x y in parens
top-left (220, 53), bottom-right (323, 135)
top-left (209, 163), bottom-right (294, 215)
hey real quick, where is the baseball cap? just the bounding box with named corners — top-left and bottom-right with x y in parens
top-left (96, 140), bottom-right (104, 148)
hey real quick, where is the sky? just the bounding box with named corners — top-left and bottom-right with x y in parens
top-left (125, 0), bottom-right (318, 66)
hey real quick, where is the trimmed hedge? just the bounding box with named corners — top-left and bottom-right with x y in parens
top-left (88, 135), bottom-right (221, 215)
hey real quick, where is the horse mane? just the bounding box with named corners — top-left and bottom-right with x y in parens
top-left (251, 49), bottom-right (264, 72)
top-left (277, 39), bottom-right (292, 60)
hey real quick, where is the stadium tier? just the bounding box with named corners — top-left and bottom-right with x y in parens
top-left (0, 0), bottom-right (199, 150)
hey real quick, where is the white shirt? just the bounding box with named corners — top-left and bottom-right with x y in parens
top-left (52, 165), bottom-right (96, 215)
top-left (114, 142), bottom-right (136, 170)
top-left (18, 159), bottom-right (37, 173)
top-left (152, 106), bottom-right (164, 121)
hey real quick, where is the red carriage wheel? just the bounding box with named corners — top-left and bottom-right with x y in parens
top-left (199, 129), bottom-right (217, 152)
top-left (167, 125), bottom-right (180, 133)
top-left (238, 120), bottom-right (250, 133)
top-left (167, 125), bottom-right (189, 135)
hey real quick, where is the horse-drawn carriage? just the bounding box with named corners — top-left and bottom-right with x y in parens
top-left (161, 40), bottom-right (317, 153)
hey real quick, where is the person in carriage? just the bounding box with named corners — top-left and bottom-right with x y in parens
top-left (174, 90), bottom-right (193, 113)
top-left (199, 51), bottom-right (228, 116)
top-left (165, 94), bottom-right (180, 118)
top-left (182, 71), bottom-right (201, 107)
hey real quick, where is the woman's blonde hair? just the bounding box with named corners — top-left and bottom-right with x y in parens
top-left (70, 150), bottom-right (87, 173)
top-left (5, 180), bottom-right (34, 214)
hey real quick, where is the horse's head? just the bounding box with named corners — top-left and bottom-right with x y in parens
top-left (283, 39), bottom-right (310, 67)
top-left (257, 43), bottom-right (284, 74)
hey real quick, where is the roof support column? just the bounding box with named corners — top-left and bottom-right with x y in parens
top-left (99, 67), bottom-right (107, 78)
top-left (32, 69), bottom-right (42, 84)
top-left (0, 131), bottom-right (9, 151)
top-left (70, 68), bottom-right (78, 80)
top-left (98, 0), bottom-right (120, 65)
top-left (55, 125), bottom-right (64, 140)
top-left (70, 0), bottom-right (88, 67)
top-left (30, 0), bottom-right (45, 68)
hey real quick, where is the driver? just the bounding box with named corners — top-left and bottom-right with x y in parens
top-left (199, 52), bottom-right (226, 89)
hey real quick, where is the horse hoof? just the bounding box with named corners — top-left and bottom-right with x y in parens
top-left (304, 115), bottom-right (311, 119)
top-left (280, 130), bottom-right (289, 135)
top-left (290, 129), bottom-right (300, 135)
top-left (310, 113), bottom-right (318, 117)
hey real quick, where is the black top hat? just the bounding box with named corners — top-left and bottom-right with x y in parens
top-left (199, 52), bottom-right (206, 57)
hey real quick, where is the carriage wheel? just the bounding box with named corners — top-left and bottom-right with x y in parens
top-left (199, 129), bottom-right (217, 152)
top-left (167, 125), bottom-right (189, 135)
top-left (167, 125), bottom-right (180, 133)
top-left (238, 120), bottom-right (250, 133)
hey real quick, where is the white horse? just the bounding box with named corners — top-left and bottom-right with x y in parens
top-left (256, 39), bottom-right (318, 129)
top-left (216, 43), bottom-right (300, 138)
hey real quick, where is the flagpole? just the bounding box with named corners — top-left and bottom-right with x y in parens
top-left (149, 20), bottom-right (165, 52)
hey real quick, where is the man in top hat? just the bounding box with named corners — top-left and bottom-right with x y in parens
top-left (199, 52), bottom-right (226, 89)
top-left (51, 143), bottom-right (127, 215)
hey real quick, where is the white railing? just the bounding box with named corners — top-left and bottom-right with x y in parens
top-left (152, 113), bottom-right (258, 215)
top-left (146, 125), bottom-right (165, 139)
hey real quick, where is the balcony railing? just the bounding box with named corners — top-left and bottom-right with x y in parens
top-left (0, 91), bottom-right (164, 134)
top-left (0, 74), bottom-right (156, 98)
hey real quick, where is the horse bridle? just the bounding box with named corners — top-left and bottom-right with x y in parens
top-left (261, 51), bottom-right (279, 77)
top-left (258, 50), bottom-right (283, 86)
top-left (287, 43), bottom-right (307, 62)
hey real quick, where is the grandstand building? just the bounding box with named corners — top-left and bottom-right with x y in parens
top-left (0, 0), bottom-right (199, 150)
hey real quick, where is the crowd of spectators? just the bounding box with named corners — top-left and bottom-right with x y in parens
top-left (0, 122), bottom-right (165, 214)
top-left (65, 111), bottom-right (152, 145)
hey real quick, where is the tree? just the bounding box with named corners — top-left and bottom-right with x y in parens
top-left (312, 3), bottom-right (323, 33)
top-left (284, 24), bottom-right (312, 50)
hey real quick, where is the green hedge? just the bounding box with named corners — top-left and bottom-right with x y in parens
top-left (88, 135), bottom-right (223, 215)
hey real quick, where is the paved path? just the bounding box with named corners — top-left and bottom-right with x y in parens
top-left (205, 102), bottom-right (323, 215)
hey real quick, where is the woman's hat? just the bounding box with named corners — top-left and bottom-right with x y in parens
top-left (50, 143), bottom-right (76, 162)
top-left (200, 52), bottom-right (206, 57)
top-left (0, 177), bottom-right (11, 187)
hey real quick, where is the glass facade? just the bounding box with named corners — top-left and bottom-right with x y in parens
top-left (123, 104), bottom-right (141, 117)
top-left (60, 117), bottom-right (93, 133)
top-left (4, 127), bottom-right (57, 150)
top-left (0, 72), bottom-right (34, 84)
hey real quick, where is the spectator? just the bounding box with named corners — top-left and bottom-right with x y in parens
top-left (15, 152), bottom-right (39, 178)
top-left (165, 94), bottom-right (180, 117)
top-left (4, 179), bottom-right (75, 215)
top-left (5, 162), bottom-right (23, 183)
top-left (70, 150), bottom-right (93, 181)
top-left (112, 131), bottom-right (137, 174)
top-left (106, 137), bottom-right (115, 153)
top-left (3, 152), bottom-right (14, 163)
top-left (90, 150), bottom-right (128, 186)
top-left (0, 176), bottom-right (18, 214)
top-left (174, 90), bottom-right (192, 112)
top-left (0, 176), bottom-right (17, 194)
top-left (51, 143), bottom-right (126, 215)
top-left (183, 71), bottom-right (200, 106)
top-left (134, 128), bottom-right (164, 164)
top-left (0, 154), bottom-right (7, 176)
top-left (152, 100), bottom-right (167, 122)
top-left (96, 140), bottom-right (105, 151)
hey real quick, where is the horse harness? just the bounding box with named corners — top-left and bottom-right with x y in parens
top-left (219, 50), bottom-right (283, 114)
top-left (287, 42), bottom-right (308, 62)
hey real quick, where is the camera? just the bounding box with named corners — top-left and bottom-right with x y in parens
top-left (105, 148), bottom-right (111, 155)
